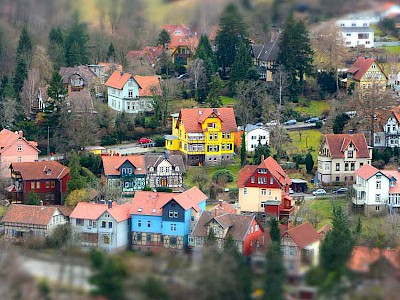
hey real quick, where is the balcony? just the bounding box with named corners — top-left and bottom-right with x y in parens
top-left (352, 197), bottom-right (365, 205)
top-left (121, 173), bottom-right (136, 178)
top-left (353, 184), bottom-right (365, 191)
top-left (187, 133), bottom-right (205, 143)
top-left (99, 227), bottom-right (113, 233)
top-left (280, 206), bottom-right (295, 216)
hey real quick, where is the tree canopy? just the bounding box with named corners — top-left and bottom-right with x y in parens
top-left (64, 14), bottom-right (90, 66)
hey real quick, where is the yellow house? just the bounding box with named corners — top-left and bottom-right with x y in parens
top-left (347, 56), bottom-right (388, 91)
top-left (165, 108), bottom-right (237, 166)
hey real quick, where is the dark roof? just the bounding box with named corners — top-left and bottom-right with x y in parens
top-left (191, 211), bottom-right (257, 241)
top-left (59, 66), bottom-right (95, 85)
top-left (250, 35), bottom-right (280, 62)
top-left (144, 153), bottom-right (186, 173)
top-left (67, 90), bottom-right (94, 113)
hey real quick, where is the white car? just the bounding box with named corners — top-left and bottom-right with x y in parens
top-left (312, 189), bottom-right (327, 196)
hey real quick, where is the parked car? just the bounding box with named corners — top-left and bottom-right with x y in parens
top-left (139, 137), bottom-right (153, 144)
top-left (265, 120), bottom-right (279, 127)
top-left (312, 189), bottom-right (327, 196)
top-left (177, 73), bottom-right (189, 79)
top-left (289, 188), bottom-right (294, 194)
top-left (333, 187), bottom-right (348, 194)
top-left (284, 119), bottom-right (297, 125)
top-left (305, 117), bottom-right (319, 123)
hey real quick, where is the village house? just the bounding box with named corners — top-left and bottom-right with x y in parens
top-left (337, 18), bottom-right (374, 48)
top-left (238, 156), bottom-right (294, 221)
top-left (144, 153), bottom-right (185, 189)
top-left (280, 222), bottom-right (322, 278)
top-left (70, 201), bottom-right (131, 253)
top-left (130, 187), bottom-right (207, 251)
top-left (374, 107), bottom-right (400, 148)
top-left (8, 161), bottom-right (70, 205)
top-left (353, 163), bottom-right (400, 216)
top-left (189, 210), bottom-right (265, 256)
top-left (105, 70), bottom-right (161, 114)
top-left (2, 204), bottom-right (70, 241)
top-left (238, 123), bottom-right (270, 152)
top-left (101, 155), bottom-right (147, 194)
top-left (32, 86), bottom-right (49, 115)
top-left (127, 46), bottom-right (163, 67)
top-left (317, 133), bottom-right (372, 184)
top-left (346, 56), bottom-right (388, 91)
top-left (165, 108), bottom-right (237, 166)
top-left (60, 65), bottom-right (96, 94)
top-left (0, 129), bottom-right (40, 178)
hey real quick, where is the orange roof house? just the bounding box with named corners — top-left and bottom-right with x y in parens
top-left (133, 75), bottom-right (162, 96)
top-left (347, 57), bottom-right (388, 91)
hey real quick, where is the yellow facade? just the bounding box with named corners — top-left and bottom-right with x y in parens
top-left (238, 187), bottom-right (282, 213)
top-left (348, 62), bottom-right (387, 91)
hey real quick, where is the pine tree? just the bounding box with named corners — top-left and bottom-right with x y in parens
top-left (206, 75), bottom-right (223, 107)
top-left (269, 218), bottom-right (281, 243)
top-left (253, 140), bottom-right (270, 165)
top-left (107, 42), bottom-right (116, 62)
top-left (305, 152), bottom-right (314, 174)
top-left (67, 150), bottom-right (87, 192)
top-left (157, 29), bottom-right (171, 49)
top-left (229, 41), bottom-right (253, 90)
top-left (240, 132), bottom-right (246, 166)
top-left (215, 3), bottom-right (249, 72)
top-left (194, 35), bottom-right (217, 77)
top-left (64, 13), bottom-right (90, 66)
top-left (47, 71), bottom-right (67, 101)
top-left (48, 27), bottom-right (65, 70)
top-left (13, 59), bottom-right (28, 94)
top-left (16, 26), bottom-right (33, 64)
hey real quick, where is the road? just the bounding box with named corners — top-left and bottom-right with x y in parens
top-left (293, 192), bottom-right (348, 200)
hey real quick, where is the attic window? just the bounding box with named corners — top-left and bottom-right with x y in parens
top-left (175, 166), bottom-right (179, 171)
top-left (152, 208), bottom-right (156, 213)
top-left (45, 169), bottom-right (51, 175)
top-left (137, 208), bottom-right (143, 212)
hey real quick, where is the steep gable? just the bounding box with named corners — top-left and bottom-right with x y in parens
top-left (105, 71), bottom-right (140, 90)
top-left (324, 133), bottom-right (370, 158)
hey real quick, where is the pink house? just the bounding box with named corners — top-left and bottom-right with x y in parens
top-left (0, 129), bottom-right (40, 177)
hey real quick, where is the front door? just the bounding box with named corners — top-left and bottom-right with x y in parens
top-left (161, 177), bottom-right (167, 187)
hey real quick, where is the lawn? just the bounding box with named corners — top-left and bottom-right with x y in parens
top-left (221, 96), bottom-right (239, 106)
top-left (381, 45), bottom-right (400, 54)
top-left (294, 100), bottom-right (331, 117)
top-left (307, 198), bottom-right (348, 229)
top-left (168, 99), bottom-right (198, 114)
top-left (288, 129), bottom-right (323, 161)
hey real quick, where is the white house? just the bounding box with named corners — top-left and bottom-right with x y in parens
top-left (70, 201), bottom-right (131, 252)
top-left (353, 164), bottom-right (400, 216)
top-left (105, 70), bottom-right (161, 114)
top-left (241, 124), bottom-right (270, 152)
top-left (337, 18), bottom-right (374, 48)
top-left (374, 108), bottom-right (400, 148)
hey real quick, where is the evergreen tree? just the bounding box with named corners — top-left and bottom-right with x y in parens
top-left (67, 150), bottom-right (87, 192)
top-left (48, 27), bottom-right (65, 70)
top-left (253, 140), bottom-right (270, 165)
top-left (13, 59), bottom-right (27, 94)
top-left (333, 113), bottom-right (350, 134)
top-left (206, 75), bottom-right (223, 107)
top-left (194, 35), bottom-right (217, 77)
top-left (47, 71), bottom-right (67, 101)
top-left (277, 15), bottom-right (314, 100)
top-left (64, 13), bottom-right (90, 66)
top-left (215, 3), bottom-right (249, 72)
top-left (264, 242), bottom-right (285, 300)
top-left (229, 41), bottom-right (253, 90)
top-left (157, 29), bottom-right (171, 49)
top-left (107, 42), bottom-right (116, 62)
top-left (269, 218), bottom-right (281, 243)
top-left (205, 227), bottom-right (217, 247)
top-left (240, 132), bottom-right (246, 166)
top-left (305, 152), bottom-right (314, 174)
top-left (16, 26), bottom-right (33, 64)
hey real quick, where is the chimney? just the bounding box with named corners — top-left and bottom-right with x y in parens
top-left (235, 206), bottom-right (241, 215)
top-left (213, 108), bottom-right (217, 114)
top-left (218, 199), bottom-right (223, 208)
top-left (261, 155), bottom-right (265, 161)
top-left (108, 200), bottom-right (112, 209)
top-left (18, 130), bottom-right (23, 138)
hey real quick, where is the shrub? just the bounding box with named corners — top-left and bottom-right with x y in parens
top-left (153, 136), bottom-right (165, 147)
top-left (315, 120), bottom-right (323, 128)
top-left (156, 187), bottom-right (172, 193)
top-left (212, 169), bottom-right (234, 184)
top-left (45, 224), bottom-right (72, 249)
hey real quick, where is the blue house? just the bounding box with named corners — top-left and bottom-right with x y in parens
top-left (131, 186), bottom-right (207, 251)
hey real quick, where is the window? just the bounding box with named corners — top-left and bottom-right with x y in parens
top-left (289, 247), bottom-right (296, 257)
top-left (174, 211), bottom-right (178, 218)
top-left (376, 206), bottom-right (380, 211)
top-left (207, 122), bottom-right (216, 129)
top-left (138, 220), bottom-right (142, 227)
top-left (391, 180), bottom-right (396, 187)
top-left (170, 236), bottom-right (177, 245)
top-left (89, 220), bottom-right (96, 227)
top-left (346, 33), bottom-right (351, 37)
top-left (244, 188), bottom-right (247, 195)
top-left (226, 144), bottom-right (232, 151)
top-left (261, 189), bottom-right (266, 196)
top-left (147, 221), bottom-right (151, 228)
top-left (360, 163), bottom-right (364, 168)
top-left (101, 221), bottom-right (106, 228)
top-left (103, 236), bottom-right (110, 244)
top-left (169, 210), bottom-right (174, 218)
top-left (336, 176), bottom-right (340, 182)
top-left (31, 182), bottom-right (35, 189)
top-left (261, 201), bottom-right (266, 208)
top-left (17, 145), bottom-right (22, 151)
top-left (345, 163), bottom-right (349, 171)
top-left (46, 181), bottom-right (50, 188)
top-left (36, 181), bottom-right (40, 189)
top-left (336, 163), bottom-right (340, 171)
top-left (17, 156), bottom-right (22, 162)
top-left (251, 136), bottom-right (257, 140)
top-left (76, 219), bottom-right (84, 226)
top-left (351, 163), bottom-right (355, 171)
top-left (258, 177), bottom-right (267, 184)
top-left (376, 181), bottom-right (381, 189)
top-left (348, 150), bottom-right (353, 158)
top-left (251, 176), bottom-right (255, 183)
top-left (191, 215), bottom-right (195, 222)
top-left (270, 177), bottom-right (274, 185)
top-left (171, 224), bottom-right (177, 231)
top-left (51, 181), bottom-right (55, 188)
top-left (221, 144), bottom-right (225, 150)
top-left (376, 194), bottom-right (381, 202)
top-left (269, 189), bottom-right (272, 196)
top-left (108, 221), bottom-right (113, 228)
top-left (128, 90), bottom-right (133, 98)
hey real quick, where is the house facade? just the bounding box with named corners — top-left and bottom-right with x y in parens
top-left (337, 18), bottom-right (374, 48)
top-left (238, 156), bottom-right (294, 221)
top-left (241, 124), bottom-right (270, 152)
top-left (130, 187), bottom-right (207, 251)
top-left (105, 71), bottom-right (161, 114)
top-left (281, 222), bottom-right (321, 277)
top-left (165, 108), bottom-right (237, 166)
top-left (144, 153), bottom-right (185, 189)
top-left (70, 201), bottom-right (131, 252)
top-left (101, 155), bottom-right (146, 194)
top-left (352, 164), bottom-right (400, 216)
top-left (0, 129), bottom-right (40, 177)
top-left (2, 204), bottom-right (69, 241)
top-left (317, 133), bottom-right (372, 184)
top-left (347, 57), bottom-right (387, 91)
top-left (9, 161), bottom-right (70, 205)
top-left (60, 66), bottom-right (95, 94)
top-left (189, 211), bottom-right (265, 255)
top-left (374, 108), bottom-right (400, 148)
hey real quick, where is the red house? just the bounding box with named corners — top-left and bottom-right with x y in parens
top-left (9, 161), bottom-right (70, 205)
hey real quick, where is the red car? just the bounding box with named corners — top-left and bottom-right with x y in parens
top-left (139, 137), bottom-right (153, 144)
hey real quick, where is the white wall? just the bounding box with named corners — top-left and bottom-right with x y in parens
top-left (245, 128), bottom-right (270, 152)
top-left (364, 173), bottom-right (390, 205)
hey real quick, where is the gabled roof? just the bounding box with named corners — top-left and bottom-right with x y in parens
top-left (127, 46), bottom-right (163, 66)
top-left (323, 134), bottom-right (371, 158)
top-left (354, 164), bottom-right (380, 180)
top-left (144, 153), bottom-right (186, 173)
top-left (131, 191), bottom-right (175, 216)
top-left (105, 71), bottom-right (139, 90)
top-left (70, 202), bottom-right (130, 222)
top-left (133, 75), bottom-right (162, 96)
top-left (250, 38), bottom-right (280, 62)
top-left (97, 62), bottom-right (123, 74)
top-left (259, 156), bottom-right (291, 186)
top-left (2, 204), bottom-right (64, 226)
top-left (101, 155), bottom-right (146, 176)
top-left (210, 201), bottom-right (236, 216)
top-left (164, 186), bottom-right (208, 212)
top-left (67, 90), bottom-right (94, 113)
top-left (10, 161), bottom-right (70, 181)
top-left (177, 108), bottom-right (237, 133)
top-left (284, 222), bottom-right (321, 249)
top-left (191, 211), bottom-right (258, 242)
top-left (237, 165), bottom-right (258, 188)
top-left (59, 66), bottom-right (95, 84)
top-left (0, 129), bottom-right (40, 154)
top-left (382, 170), bottom-right (400, 193)
top-left (347, 57), bottom-right (387, 81)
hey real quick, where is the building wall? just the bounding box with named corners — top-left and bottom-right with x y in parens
top-left (243, 218), bottom-right (263, 255)
top-left (239, 187), bottom-right (282, 213)
top-left (245, 128), bottom-right (270, 152)
top-left (131, 215), bottom-right (162, 234)
top-left (0, 140), bottom-right (39, 177)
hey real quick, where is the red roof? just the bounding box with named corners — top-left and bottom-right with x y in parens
top-left (284, 222), bottom-right (321, 249)
top-left (168, 186), bottom-right (207, 212)
top-left (133, 75), bottom-right (162, 96)
top-left (210, 201), bottom-right (237, 216)
top-left (127, 46), bottom-right (163, 66)
top-left (177, 108), bottom-right (237, 133)
top-left (237, 165), bottom-right (258, 188)
top-left (354, 164), bottom-right (379, 180)
top-left (105, 71), bottom-right (137, 90)
top-left (347, 57), bottom-right (387, 81)
top-left (382, 170), bottom-right (400, 193)
top-left (0, 129), bottom-right (39, 154)
top-left (131, 191), bottom-right (175, 216)
top-left (323, 134), bottom-right (371, 159)
top-left (101, 155), bottom-right (146, 176)
top-left (70, 202), bottom-right (130, 222)
top-left (259, 156), bottom-right (291, 186)
top-left (161, 24), bottom-right (191, 37)
top-left (11, 161), bottom-right (70, 181)
top-left (98, 62), bottom-right (123, 74)
top-left (2, 204), bottom-right (65, 226)
top-left (168, 35), bottom-right (199, 53)
top-left (209, 25), bottom-right (218, 41)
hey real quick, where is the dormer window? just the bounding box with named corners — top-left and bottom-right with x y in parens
top-left (17, 145), bottom-right (22, 152)
top-left (348, 150), bottom-right (353, 158)
top-left (149, 167), bottom-right (154, 172)
top-left (45, 169), bottom-right (51, 175)
top-left (391, 180), bottom-right (396, 187)
top-left (175, 166), bottom-right (179, 171)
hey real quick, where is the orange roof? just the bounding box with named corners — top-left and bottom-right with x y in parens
top-left (177, 108), bottom-right (237, 133)
top-left (259, 156), bottom-right (291, 187)
top-left (354, 164), bottom-right (380, 180)
top-left (101, 155), bottom-right (146, 176)
top-left (105, 71), bottom-right (137, 90)
top-left (284, 222), bottom-right (321, 249)
top-left (0, 129), bottom-right (39, 154)
top-left (237, 165), bottom-right (258, 188)
top-left (168, 35), bottom-right (199, 53)
top-left (98, 62), bottom-right (123, 74)
top-left (161, 24), bottom-right (191, 37)
top-left (210, 201), bottom-right (236, 216)
top-left (127, 46), bottom-right (163, 66)
top-left (382, 170), bottom-right (400, 193)
top-left (70, 201), bottom-right (130, 222)
top-left (133, 75), bottom-right (162, 96)
top-left (347, 57), bottom-right (387, 81)
top-left (131, 191), bottom-right (175, 216)
top-left (170, 186), bottom-right (207, 212)
top-left (323, 134), bottom-right (371, 159)
top-left (2, 204), bottom-right (64, 226)
top-left (11, 161), bottom-right (70, 180)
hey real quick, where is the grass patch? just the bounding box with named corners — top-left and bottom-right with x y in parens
top-left (221, 96), bottom-right (239, 106)
top-left (288, 129), bottom-right (323, 162)
top-left (308, 198), bottom-right (348, 229)
top-left (381, 45), bottom-right (400, 54)
top-left (294, 100), bottom-right (330, 117)
top-left (168, 99), bottom-right (198, 114)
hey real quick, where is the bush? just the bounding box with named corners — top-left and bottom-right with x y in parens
top-left (292, 153), bottom-right (306, 164)
top-left (101, 134), bottom-right (117, 146)
top-left (156, 187), bottom-right (172, 193)
top-left (212, 169), bottom-right (234, 184)
top-left (45, 224), bottom-right (72, 248)
top-left (315, 120), bottom-right (323, 128)
top-left (153, 136), bottom-right (165, 147)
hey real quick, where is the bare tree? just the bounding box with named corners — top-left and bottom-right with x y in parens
top-left (271, 64), bottom-right (291, 118)
top-left (31, 46), bottom-right (53, 84)
top-left (0, 96), bottom-right (17, 129)
top-left (188, 58), bottom-right (207, 101)
top-left (20, 68), bottom-right (40, 116)
top-left (270, 125), bottom-right (292, 159)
